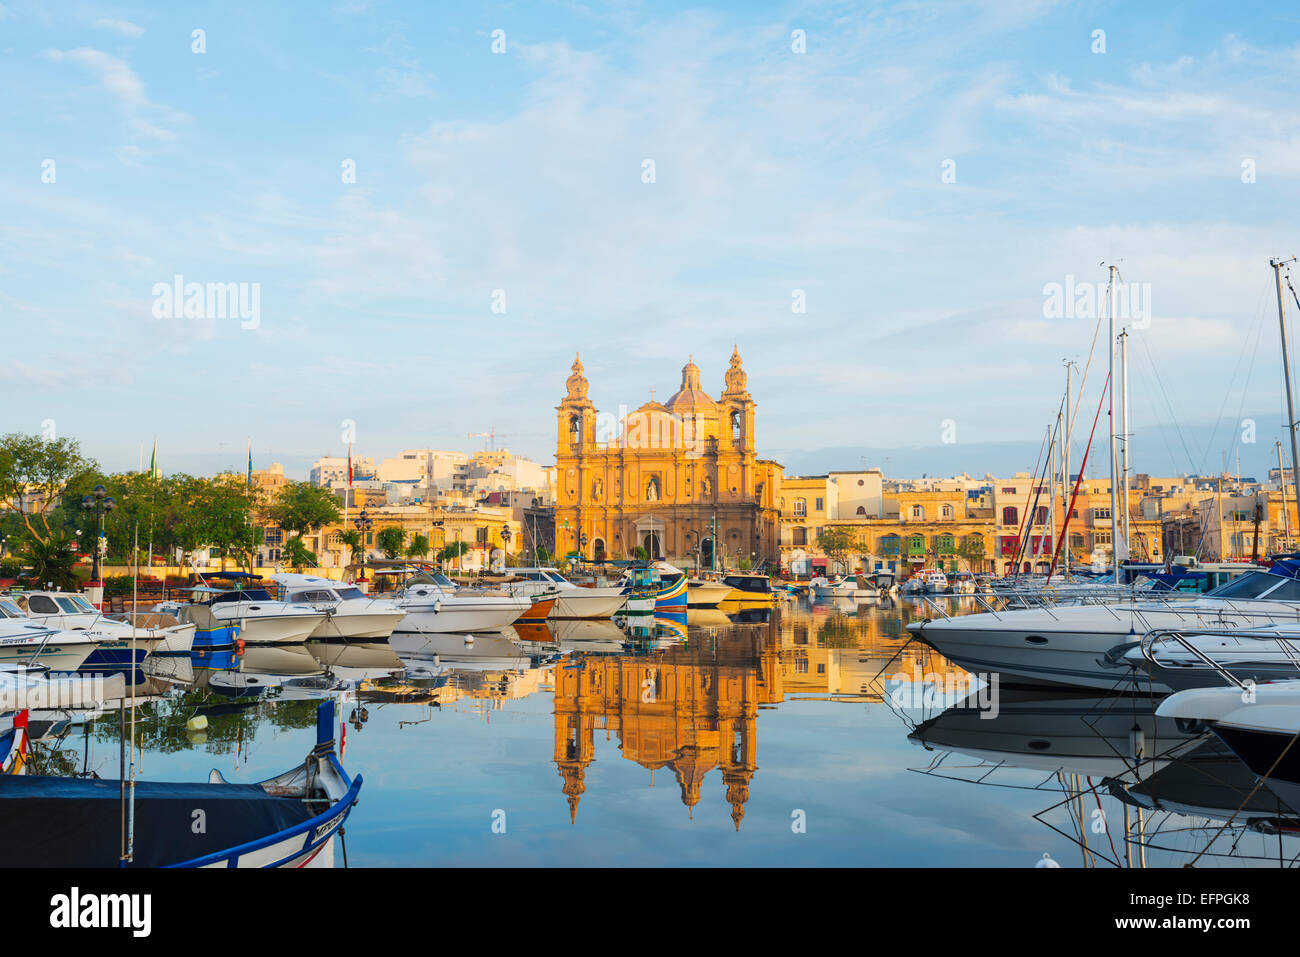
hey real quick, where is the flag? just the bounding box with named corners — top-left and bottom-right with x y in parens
top-left (347, 440), bottom-right (353, 486)
top-left (247, 438), bottom-right (253, 486)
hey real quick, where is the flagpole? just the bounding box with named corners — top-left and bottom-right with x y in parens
top-left (344, 440), bottom-right (352, 578)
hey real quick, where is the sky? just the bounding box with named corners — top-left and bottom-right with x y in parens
top-left (4, 0), bottom-right (1300, 481)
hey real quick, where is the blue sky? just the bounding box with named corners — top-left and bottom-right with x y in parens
top-left (4, 0), bottom-right (1300, 479)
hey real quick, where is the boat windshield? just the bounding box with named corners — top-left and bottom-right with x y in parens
top-left (1204, 571), bottom-right (1292, 600)
top-left (55, 596), bottom-right (92, 613)
top-left (210, 589), bottom-right (274, 604)
top-left (335, 586), bottom-right (365, 600)
top-left (0, 599), bottom-right (22, 618)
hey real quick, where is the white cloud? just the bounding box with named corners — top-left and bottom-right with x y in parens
top-left (44, 47), bottom-right (185, 141)
top-left (94, 18), bottom-right (144, 38)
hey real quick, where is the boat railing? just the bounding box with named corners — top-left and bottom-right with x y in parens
top-left (1136, 625), bottom-right (1300, 690)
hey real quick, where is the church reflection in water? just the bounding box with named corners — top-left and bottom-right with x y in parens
top-left (550, 599), bottom-right (968, 828)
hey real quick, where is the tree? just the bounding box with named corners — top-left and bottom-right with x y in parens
top-left (632, 545), bottom-right (648, 561)
top-left (377, 526), bottom-right (406, 560)
top-left (438, 540), bottom-right (469, 571)
top-left (190, 475), bottom-right (263, 570)
top-left (337, 529), bottom-right (362, 568)
top-left (816, 526), bottom-right (860, 574)
top-left (268, 480), bottom-right (340, 572)
top-left (406, 533), bottom-right (430, 561)
top-left (957, 535), bottom-right (986, 573)
top-left (17, 532), bottom-right (79, 589)
top-left (268, 481), bottom-right (341, 538)
top-left (0, 433), bottom-right (96, 545)
top-left (282, 536), bottom-right (316, 572)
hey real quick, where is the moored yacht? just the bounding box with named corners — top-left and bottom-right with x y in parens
top-left (0, 598), bottom-right (104, 672)
top-left (490, 567), bottom-right (627, 618)
top-left (192, 585), bottom-right (327, 644)
top-left (270, 573), bottom-right (407, 640)
top-left (18, 590), bottom-right (195, 666)
top-left (392, 573), bottom-right (547, 634)
top-left (686, 577), bottom-right (734, 607)
top-left (1157, 680), bottom-right (1300, 813)
top-left (908, 562), bottom-right (1300, 692)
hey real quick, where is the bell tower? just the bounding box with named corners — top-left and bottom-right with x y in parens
top-left (557, 353), bottom-right (597, 454)
top-left (720, 345), bottom-right (755, 453)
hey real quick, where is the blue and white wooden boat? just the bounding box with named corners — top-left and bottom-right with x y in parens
top-left (619, 563), bottom-right (688, 612)
top-left (0, 700), bottom-right (361, 867)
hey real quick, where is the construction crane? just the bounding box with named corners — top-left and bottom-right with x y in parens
top-left (467, 427), bottom-right (519, 452)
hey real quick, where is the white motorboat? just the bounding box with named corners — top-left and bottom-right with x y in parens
top-left (489, 567), bottom-right (627, 618)
top-left (191, 585), bottom-right (327, 644)
top-left (1157, 680), bottom-right (1300, 813)
top-left (392, 573), bottom-right (542, 634)
top-left (949, 572), bottom-right (977, 595)
top-left (909, 567), bottom-right (1300, 692)
top-left (271, 573), bottom-right (407, 640)
top-left (686, 578), bottom-right (734, 607)
top-left (0, 599), bottom-right (103, 673)
top-left (17, 590), bottom-right (197, 665)
top-left (1119, 623), bottom-right (1300, 692)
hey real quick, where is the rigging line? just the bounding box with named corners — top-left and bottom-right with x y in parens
top-left (1225, 300), bottom-right (1268, 474)
top-left (1013, 427), bottom-right (1051, 555)
top-left (1064, 273), bottom-right (1110, 457)
top-left (1195, 285), bottom-right (1272, 477)
top-left (1049, 371), bottom-right (1112, 582)
top-left (1134, 329), bottom-right (1199, 473)
top-left (1285, 269), bottom-right (1300, 431)
top-left (1130, 356), bottom-right (1180, 478)
top-left (1013, 413), bottom-right (1063, 573)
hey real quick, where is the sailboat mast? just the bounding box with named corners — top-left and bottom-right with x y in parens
top-left (1279, 440), bottom-right (1292, 551)
top-left (1108, 264), bottom-right (1120, 578)
top-left (1271, 258), bottom-right (1300, 539)
top-left (1120, 328), bottom-right (1130, 557)
top-left (1063, 359), bottom-right (1073, 577)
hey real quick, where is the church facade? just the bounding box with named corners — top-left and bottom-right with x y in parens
top-left (554, 349), bottom-right (783, 569)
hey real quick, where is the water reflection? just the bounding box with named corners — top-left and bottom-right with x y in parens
top-left (15, 595), bottom-right (1298, 867)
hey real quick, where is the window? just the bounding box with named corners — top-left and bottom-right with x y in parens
top-left (1033, 505), bottom-right (1048, 524)
top-left (815, 497), bottom-right (824, 511)
top-left (793, 498), bottom-right (807, 517)
top-left (856, 506), bottom-right (867, 515)
top-left (28, 596), bottom-right (59, 614)
top-left (911, 505), bottom-right (925, 520)
top-left (941, 504), bottom-right (953, 519)
top-left (1094, 530), bottom-right (1112, 546)
top-left (1001, 487), bottom-right (1017, 494)
top-left (792, 527), bottom-right (807, 546)
top-left (1002, 506), bottom-right (1018, 526)
top-left (1092, 507), bottom-right (1111, 520)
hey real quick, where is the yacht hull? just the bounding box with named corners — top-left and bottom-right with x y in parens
top-left (212, 612), bottom-right (324, 644)
top-left (309, 610), bottom-right (406, 641)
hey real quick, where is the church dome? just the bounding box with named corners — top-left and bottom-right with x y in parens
top-left (665, 356), bottom-right (718, 415)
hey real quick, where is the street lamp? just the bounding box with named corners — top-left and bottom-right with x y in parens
top-left (81, 484), bottom-right (116, 601)
top-left (355, 508), bottom-right (373, 561)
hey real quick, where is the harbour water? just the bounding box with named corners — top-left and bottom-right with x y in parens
top-left (24, 597), bottom-right (1298, 868)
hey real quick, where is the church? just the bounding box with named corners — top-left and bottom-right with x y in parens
top-left (554, 348), bottom-right (783, 569)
